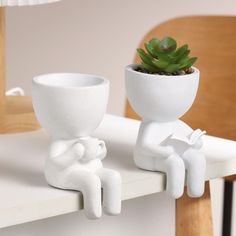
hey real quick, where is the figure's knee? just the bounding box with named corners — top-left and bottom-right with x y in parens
top-left (164, 155), bottom-right (185, 199)
top-left (183, 150), bottom-right (206, 198)
top-left (183, 149), bottom-right (206, 168)
top-left (97, 169), bottom-right (121, 187)
top-left (79, 173), bottom-right (101, 194)
top-left (65, 171), bottom-right (102, 219)
top-left (106, 170), bottom-right (121, 185)
top-left (166, 154), bottom-right (185, 172)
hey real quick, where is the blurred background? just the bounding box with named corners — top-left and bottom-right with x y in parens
top-left (2, 0), bottom-right (236, 235)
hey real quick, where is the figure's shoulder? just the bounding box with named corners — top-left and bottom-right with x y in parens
top-left (140, 120), bottom-right (173, 135)
top-left (141, 119), bottom-right (193, 134)
top-left (141, 120), bottom-right (167, 127)
top-left (140, 120), bottom-right (162, 132)
top-left (138, 120), bottom-right (174, 143)
top-left (50, 139), bottom-right (76, 154)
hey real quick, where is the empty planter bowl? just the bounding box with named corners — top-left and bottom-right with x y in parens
top-left (125, 64), bottom-right (206, 198)
top-left (32, 73), bottom-right (121, 219)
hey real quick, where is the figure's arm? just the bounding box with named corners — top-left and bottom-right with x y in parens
top-left (96, 140), bottom-right (107, 161)
top-left (49, 140), bottom-right (85, 169)
top-left (141, 140), bottom-right (174, 158)
top-left (138, 121), bottom-right (175, 158)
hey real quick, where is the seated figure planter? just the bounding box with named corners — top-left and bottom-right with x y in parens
top-left (125, 36), bottom-right (206, 198)
top-left (32, 73), bottom-right (121, 219)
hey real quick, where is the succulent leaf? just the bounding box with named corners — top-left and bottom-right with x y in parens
top-left (137, 36), bottom-right (197, 75)
top-left (152, 59), bottom-right (169, 69)
top-left (149, 38), bottom-right (160, 52)
top-left (179, 57), bottom-right (198, 70)
top-left (177, 50), bottom-right (190, 64)
top-left (174, 44), bottom-right (188, 57)
top-left (137, 48), bottom-right (153, 64)
top-left (144, 43), bottom-right (157, 58)
top-left (158, 36), bottom-right (177, 52)
top-left (141, 61), bottom-right (160, 73)
top-left (154, 50), bottom-right (172, 62)
top-left (173, 44), bottom-right (189, 63)
top-left (165, 64), bottom-right (181, 73)
top-left (188, 57), bottom-right (198, 66)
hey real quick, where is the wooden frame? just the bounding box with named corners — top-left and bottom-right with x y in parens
top-left (0, 8), bottom-right (40, 133)
top-left (176, 182), bottom-right (213, 236)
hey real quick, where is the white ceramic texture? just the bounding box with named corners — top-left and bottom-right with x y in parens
top-left (125, 65), bottom-right (199, 122)
top-left (0, 0), bottom-right (61, 6)
top-left (32, 73), bottom-right (121, 219)
top-left (32, 73), bottom-right (109, 139)
top-left (1, 115), bottom-right (236, 228)
top-left (125, 65), bottom-right (206, 198)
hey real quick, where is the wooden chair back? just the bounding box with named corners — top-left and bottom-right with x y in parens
top-left (125, 16), bottom-right (236, 140)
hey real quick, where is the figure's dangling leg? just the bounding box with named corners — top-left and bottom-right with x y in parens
top-left (182, 149), bottom-right (206, 197)
top-left (67, 170), bottom-right (102, 219)
top-left (96, 168), bottom-right (121, 215)
top-left (156, 154), bottom-right (185, 199)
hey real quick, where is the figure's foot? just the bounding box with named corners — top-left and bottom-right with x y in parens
top-left (182, 148), bottom-right (206, 197)
top-left (156, 154), bottom-right (185, 199)
top-left (96, 168), bottom-right (122, 215)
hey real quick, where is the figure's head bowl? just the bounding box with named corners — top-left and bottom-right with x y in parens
top-left (33, 73), bottom-right (109, 88)
top-left (32, 73), bottom-right (109, 138)
top-left (125, 64), bottom-right (200, 121)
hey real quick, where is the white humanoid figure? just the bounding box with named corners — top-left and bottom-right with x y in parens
top-left (32, 73), bottom-right (121, 219)
top-left (135, 120), bottom-right (206, 198)
top-left (125, 65), bottom-right (206, 198)
top-left (45, 137), bottom-right (121, 219)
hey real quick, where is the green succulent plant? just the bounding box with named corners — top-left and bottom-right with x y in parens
top-left (137, 36), bottom-right (197, 75)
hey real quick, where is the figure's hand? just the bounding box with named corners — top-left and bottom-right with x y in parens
top-left (161, 146), bottom-right (175, 157)
top-left (49, 140), bottom-right (86, 169)
top-left (97, 140), bottom-right (107, 160)
top-left (73, 142), bottom-right (85, 159)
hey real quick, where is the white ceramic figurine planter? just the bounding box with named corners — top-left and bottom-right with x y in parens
top-left (125, 64), bottom-right (206, 198)
top-left (32, 73), bottom-right (121, 219)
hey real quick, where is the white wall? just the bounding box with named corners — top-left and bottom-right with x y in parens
top-left (3, 0), bottom-right (236, 235)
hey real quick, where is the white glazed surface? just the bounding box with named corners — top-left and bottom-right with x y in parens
top-left (125, 65), bottom-right (206, 198)
top-left (125, 64), bottom-right (199, 122)
top-left (32, 73), bottom-right (121, 219)
top-left (32, 73), bottom-right (109, 139)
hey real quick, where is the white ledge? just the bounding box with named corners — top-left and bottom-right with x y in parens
top-left (0, 114), bottom-right (235, 228)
